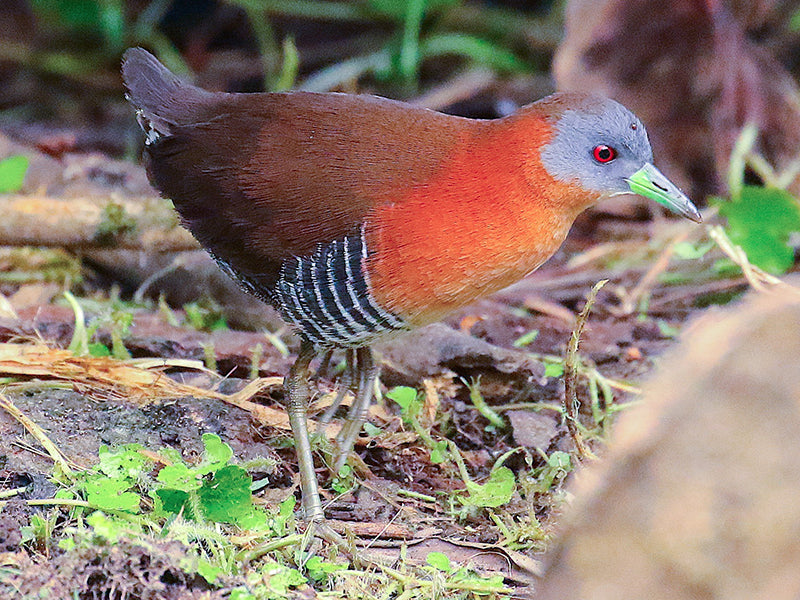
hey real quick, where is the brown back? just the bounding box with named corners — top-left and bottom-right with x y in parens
top-left (123, 49), bottom-right (474, 294)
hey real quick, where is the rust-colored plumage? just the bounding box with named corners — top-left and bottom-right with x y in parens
top-left (366, 104), bottom-right (595, 325)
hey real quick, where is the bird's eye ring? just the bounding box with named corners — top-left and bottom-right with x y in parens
top-left (592, 145), bottom-right (616, 164)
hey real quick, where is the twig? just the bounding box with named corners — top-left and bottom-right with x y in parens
top-left (707, 225), bottom-right (800, 297)
top-left (0, 194), bottom-right (197, 251)
top-left (0, 392), bottom-right (76, 479)
top-left (563, 280), bottom-right (607, 461)
top-left (614, 231), bottom-right (689, 315)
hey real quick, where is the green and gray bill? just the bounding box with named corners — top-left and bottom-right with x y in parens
top-left (627, 163), bottom-right (702, 223)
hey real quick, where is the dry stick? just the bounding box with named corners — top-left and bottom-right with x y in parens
top-left (0, 392), bottom-right (75, 479)
top-left (563, 279), bottom-right (607, 461)
top-left (615, 230), bottom-right (689, 315)
top-left (708, 225), bottom-right (800, 298)
top-left (410, 67), bottom-right (496, 111)
top-left (0, 194), bottom-right (198, 251)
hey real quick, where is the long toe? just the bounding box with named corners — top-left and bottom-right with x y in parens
top-left (333, 347), bottom-right (378, 472)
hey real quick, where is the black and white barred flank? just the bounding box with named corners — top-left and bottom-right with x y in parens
top-left (274, 228), bottom-right (408, 347)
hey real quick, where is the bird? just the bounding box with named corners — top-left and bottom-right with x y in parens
top-left (121, 47), bottom-right (701, 528)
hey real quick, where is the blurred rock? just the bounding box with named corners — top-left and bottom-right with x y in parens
top-left (507, 409), bottom-right (559, 451)
top-left (377, 323), bottom-right (545, 387)
top-left (536, 286), bottom-right (800, 599)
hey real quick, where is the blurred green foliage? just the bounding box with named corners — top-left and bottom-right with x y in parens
top-left (22, 0), bottom-right (548, 94)
top-left (227, 0), bottom-right (540, 92)
top-left (718, 186), bottom-right (800, 275)
top-left (718, 123), bottom-right (800, 276)
top-left (31, 0), bottom-right (127, 50)
top-left (790, 7), bottom-right (800, 31)
top-left (0, 155), bottom-right (29, 193)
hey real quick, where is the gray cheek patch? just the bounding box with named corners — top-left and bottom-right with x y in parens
top-left (539, 99), bottom-right (653, 195)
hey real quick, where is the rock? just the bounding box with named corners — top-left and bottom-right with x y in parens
top-left (377, 323), bottom-right (545, 386)
top-left (536, 286), bottom-right (800, 600)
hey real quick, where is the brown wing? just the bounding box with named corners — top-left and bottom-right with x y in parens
top-left (122, 48), bottom-right (471, 295)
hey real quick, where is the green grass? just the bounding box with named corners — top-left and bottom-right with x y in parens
top-left (17, 0), bottom-right (551, 100)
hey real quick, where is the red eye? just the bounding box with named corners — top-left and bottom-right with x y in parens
top-left (592, 145), bottom-right (616, 163)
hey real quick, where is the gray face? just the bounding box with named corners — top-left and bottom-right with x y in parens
top-left (540, 98), bottom-right (653, 196)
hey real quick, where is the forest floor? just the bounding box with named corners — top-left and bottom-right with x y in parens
top-left (0, 135), bottom-right (754, 599)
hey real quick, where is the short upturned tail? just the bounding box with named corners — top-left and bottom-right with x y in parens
top-left (121, 48), bottom-right (214, 141)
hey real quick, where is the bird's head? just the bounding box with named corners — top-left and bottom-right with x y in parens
top-left (538, 94), bottom-right (701, 222)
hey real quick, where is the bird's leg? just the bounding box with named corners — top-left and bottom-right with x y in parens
top-left (285, 343), bottom-right (357, 555)
top-left (333, 347), bottom-right (378, 473)
top-left (314, 348), bottom-right (335, 381)
top-left (317, 348), bottom-right (355, 429)
top-left (285, 340), bottom-right (324, 522)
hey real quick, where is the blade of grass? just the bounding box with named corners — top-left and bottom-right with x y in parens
top-left (64, 291), bottom-right (89, 357)
top-left (230, 0), bottom-right (282, 89)
top-left (274, 36), bottom-right (300, 91)
top-left (420, 33), bottom-right (527, 73)
top-left (399, 0), bottom-right (426, 87)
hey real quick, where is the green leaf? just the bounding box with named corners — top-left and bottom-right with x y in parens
top-left (229, 588), bottom-right (257, 600)
top-left (548, 451), bottom-right (572, 470)
top-left (279, 494), bottom-right (296, 519)
top-left (304, 556), bottom-right (348, 583)
top-left (198, 465), bottom-right (253, 524)
top-left (0, 155), bottom-right (29, 193)
top-left (156, 488), bottom-right (189, 515)
top-left (88, 342), bottom-right (111, 357)
top-left (535, 450), bottom-right (573, 492)
top-left (429, 440), bottom-right (449, 464)
top-left (426, 551), bottom-right (451, 572)
top-left (544, 361), bottom-right (564, 378)
top-left (85, 475), bottom-right (140, 512)
top-left (718, 186), bottom-right (800, 275)
top-left (86, 511), bottom-right (125, 542)
top-left (200, 433), bottom-right (233, 472)
top-left (58, 537), bottom-right (76, 551)
top-left (236, 508), bottom-right (268, 531)
top-left (513, 329), bottom-right (539, 348)
top-left (363, 422), bottom-right (382, 436)
top-left (387, 386), bottom-right (423, 423)
top-left (461, 466), bottom-right (515, 508)
top-left (196, 558), bottom-right (224, 584)
top-left (331, 463), bottom-right (353, 494)
top-left (157, 463), bottom-right (202, 491)
top-left (97, 444), bottom-right (149, 479)
top-left (386, 386), bottom-right (417, 411)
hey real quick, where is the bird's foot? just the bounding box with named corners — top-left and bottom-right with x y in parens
top-left (295, 517), bottom-right (367, 570)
